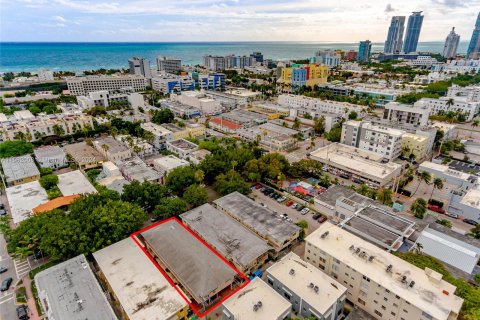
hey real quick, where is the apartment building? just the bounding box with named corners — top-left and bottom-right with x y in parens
top-left (160, 101), bottom-right (201, 118)
top-left (305, 223), bottom-right (464, 320)
top-left (278, 64), bottom-right (328, 91)
top-left (156, 57), bottom-right (182, 74)
top-left (140, 122), bottom-right (173, 149)
top-left (93, 137), bottom-right (132, 163)
top-left (278, 94), bottom-right (365, 117)
top-left (152, 155), bottom-right (189, 183)
top-left (341, 121), bottom-right (404, 161)
top-left (37, 69), bottom-right (54, 81)
top-left (203, 55), bottom-right (226, 71)
top-left (383, 102), bottom-right (430, 126)
top-left (266, 252), bottom-right (347, 320)
top-left (77, 89), bottom-right (145, 110)
top-left (161, 122), bottom-right (206, 140)
top-left (151, 73), bottom-right (194, 94)
top-left (66, 75), bottom-right (147, 96)
top-left (415, 97), bottom-right (480, 122)
top-left (236, 127), bottom-right (296, 151)
top-left (446, 84), bottom-right (480, 102)
top-left (128, 57), bottom-right (152, 79)
top-left (401, 133), bottom-right (429, 160)
top-left (1, 155), bottom-right (40, 187)
top-left (170, 91), bottom-right (222, 116)
top-left (166, 138), bottom-right (198, 159)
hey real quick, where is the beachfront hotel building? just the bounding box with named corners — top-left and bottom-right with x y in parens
top-left (156, 56), bottom-right (182, 74)
top-left (305, 223), bottom-right (464, 320)
top-left (66, 75), bottom-right (147, 96)
top-left (278, 64), bottom-right (328, 92)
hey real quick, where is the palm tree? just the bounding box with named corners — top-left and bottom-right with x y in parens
top-left (14, 246), bottom-right (33, 261)
top-left (377, 188), bottom-right (393, 205)
top-left (410, 198), bottom-right (427, 219)
top-left (413, 242), bottom-right (423, 254)
top-left (52, 124), bottom-right (65, 136)
top-left (446, 98), bottom-right (455, 110)
top-left (413, 171), bottom-right (431, 196)
top-left (401, 145), bottom-right (410, 157)
top-left (356, 184), bottom-right (370, 196)
top-left (472, 119), bottom-right (479, 128)
top-left (194, 170), bottom-right (205, 184)
top-left (101, 144), bottom-right (109, 154)
top-left (429, 178), bottom-right (444, 200)
top-left (292, 117), bottom-right (301, 130)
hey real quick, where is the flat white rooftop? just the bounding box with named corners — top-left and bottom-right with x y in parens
top-left (153, 155), bottom-right (189, 172)
top-left (460, 188), bottom-right (480, 210)
top-left (306, 223), bottom-right (464, 320)
top-left (267, 252), bottom-right (346, 315)
top-left (140, 122), bottom-right (173, 135)
top-left (93, 238), bottom-right (188, 320)
top-left (222, 277), bottom-right (291, 320)
top-left (419, 161), bottom-right (471, 181)
top-left (1, 155), bottom-right (40, 183)
top-left (6, 181), bottom-right (48, 224)
top-left (57, 170), bottom-right (97, 196)
top-left (310, 143), bottom-right (401, 181)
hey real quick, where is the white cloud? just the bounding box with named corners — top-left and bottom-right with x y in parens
top-left (54, 15), bottom-right (66, 22)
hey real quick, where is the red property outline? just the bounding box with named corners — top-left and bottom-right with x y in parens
top-left (130, 217), bottom-right (250, 318)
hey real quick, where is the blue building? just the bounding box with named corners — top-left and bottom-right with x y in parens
top-left (357, 40), bottom-right (372, 62)
top-left (291, 68), bottom-right (307, 89)
top-left (196, 73), bottom-right (226, 91)
top-left (403, 12), bottom-right (424, 53)
top-left (467, 12), bottom-right (480, 59)
top-left (384, 16), bottom-right (405, 54)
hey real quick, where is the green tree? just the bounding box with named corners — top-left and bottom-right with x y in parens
top-left (435, 219), bottom-right (452, 228)
top-left (121, 180), bottom-right (169, 211)
top-left (289, 159), bottom-right (323, 178)
top-left (413, 171), bottom-right (432, 196)
top-left (292, 117), bottom-right (301, 129)
top-left (183, 184), bottom-right (208, 208)
top-left (152, 109), bottom-right (174, 125)
top-left (296, 220), bottom-right (308, 240)
top-left (39, 174), bottom-right (59, 190)
top-left (165, 166), bottom-right (197, 194)
top-left (324, 127), bottom-right (342, 142)
top-left (214, 170), bottom-right (251, 195)
top-left (468, 224), bottom-right (480, 239)
top-left (153, 197), bottom-right (188, 219)
top-left (410, 198), bottom-right (427, 219)
top-left (0, 140), bottom-right (33, 158)
top-left (430, 178), bottom-right (444, 201)
top-left (377, 188), bottom-right (393, 205)
top-left (356, 184), bottom-right (370, 196)
top-left (348, 111), bottom-right (358, 120)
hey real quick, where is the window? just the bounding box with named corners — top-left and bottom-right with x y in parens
top-left (374, 310), bottom-right (382, 317)
top-left (267, 278), bottom-right (273, 286)
top-left (381, 305), bottom-right (386, 310)
top-left (374, 300), bottom-right (378, 304)
top-left (284, 292), bottom-right (291, 301)
top-left (332, 264), bottom-right (339, 271)
top-left (358, 298), bottom-right (366, 306)
top-left (403, 309), bottom-right (408, 313)
top-left (362, 275), bottom-right (370, 282)
top-left (332, 272), bottom-right (338, 279)
top-left (422, 312), bottom-right (433, 320)
top-left (333, 258), bottom-right (340, 264)
top-left (391, 312), bottom-right (396, 316)
top-left (384, 297), bottom-right (388, 302)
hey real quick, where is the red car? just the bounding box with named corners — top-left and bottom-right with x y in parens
top-left (255, 183), bottom-right (263, 189)
top-left (318, 216), bottom-right (327, 223)
top-left (427, 204), bottom-right (445, 214)
top-left (286, 200), bottom-right (294, 207)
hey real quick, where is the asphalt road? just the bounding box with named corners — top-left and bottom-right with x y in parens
top-left (0, 233), bottom-right (17, 320)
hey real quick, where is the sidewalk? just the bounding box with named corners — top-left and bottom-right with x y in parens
top-left (22, 274), bottom-right (41, 320)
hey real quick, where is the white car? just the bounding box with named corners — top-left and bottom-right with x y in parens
top-left (300, 208), bottom-right (310, 215)
top-left (277, 197), bottom-right (286, 203)
top-left (446, 212), bottom-right (459, 219)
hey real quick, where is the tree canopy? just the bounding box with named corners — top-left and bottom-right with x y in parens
top-left (0, 140), bottom-right (33, 158)
top-left (152, 109), bottom-right (174, 125)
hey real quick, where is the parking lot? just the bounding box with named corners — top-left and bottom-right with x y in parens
top-left (251, 186), bottom-right (327, 236)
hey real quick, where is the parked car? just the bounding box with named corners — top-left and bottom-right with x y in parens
top-left (286, 200), bottom-right (294, 207)
top-left (463, 219), bottom-right (478, 226)
top-left (1, 277), bottom-right (13, 291)
top-left (277, 197), bottom-right (286, 203)
top-left (0, 209), bottom-right (6, 216)
top-left (318, 215), bottom-right (328, 223)
top-left (427, 204), bottom-right (445, 214)
top-left (255, 184), bottom-right (263, 189)
top-left (445, 212), bottom-right (459, 219)
top-left (352, 178), bottom-right (364, 184)
top-left (0, 266), bottom-right (7, 274)
top-left (292, 203), bottom-right (298, 209)
top-left (300, 208), bottom-right (310, 215)
top-left (33, 250), bottom-right (44, 260)
top-left (296, 205), bottom-right (305, 211)
top-left (16, 305), bottom-right (29, 320)
top-left (312, 213), bottom-right (321, 220)
top-left (150, 216), bottom-right (162, 223)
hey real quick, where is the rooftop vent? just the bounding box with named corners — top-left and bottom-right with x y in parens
top-left (253, 301), bottom-right (263, 312)
top-left (314, 286), bottom-right (319, 293)
top-left (289, 269), bottom-right (295, 275)
top-left (386, 265), bottom-right (393, 273)
top-left (401, 275), bottom-right (407, 284)
top-left (308, 283), bottom-right (314, 288)
top-left (349, 245), bottom-right (355, 251)
top-left (321, 231), bottom-right (329, 239)
top-left (409, 281), bottom-right (415, 288)
top-left (355, 248), bottom-right (361, 254)
top-left (368, 255), bottom-right (375, 262)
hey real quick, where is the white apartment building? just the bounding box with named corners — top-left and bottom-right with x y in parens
top-left (152, 155), bottom-right (189, 183)
top-left (203, 55), bottom-right (226, 71)
top-left (115, 135), bottom-right (156, 158)
top-left (93, 137), bottom-right (132, 164)
top-left (140, 122), bottom-right (173, 149)
top-left (383, 102), bottom-right (431, 127)
top-left (341, 121), bottom-right (405, 161)
top-left (407, 56), bottom-right (438, 67)
top-left (37, 69), bottom-right (54, 81)
top-left (278, 94), bottom-right (365, 117)
top-left (265, 252), bottom-right (347, 320)
top-left (432, 59), bottom-right (480, 74)
top-left (446, 84), bottom-right (480, 102)
top-left (77, 89), bottom-right (145, 110)
top-left (156, 57), bottom-right (181, 74)
top-left (415, 97), bottom-right (480, 122)
top-left (170, 91), bottom-right (222, 116)
top-left (151, 74), bottom-right (194, 94)
top-left (305, 223), bottom-right (464, 320)
top-left (128, 57), bottom-right (152, 79)
top-left (66, 75), bottom-right (147, 96)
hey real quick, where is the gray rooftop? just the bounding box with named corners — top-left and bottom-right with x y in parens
top-left (34, 254), bottom-right (117, 320)
top-left (315, 185), bottom-right (359, 207)
top-left (1, 155), bottom-right (40, 183)
top-left (140, 219), bottom-right (237, 303)
top-left (213, 192), bottom-right (300, 248)
top-left (94, 136), bottom-right (130, 154)
top-left (34, 145), bottom-right (66, 160)
top-left (167, 138), bottom-right (198, 151)
top-left (358, 206), bottom-right (415, 235)
top-left (180, 204), bottom-right (272, 270)
top-left (63, 142), bottom-right (105, 164)
top-left (429, 222), bottom-right (480, 249)
top-left (343, 216), bottom-right (401, 248)
top-left (119, 157), bottom-right (161, 182)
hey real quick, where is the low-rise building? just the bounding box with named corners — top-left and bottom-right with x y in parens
top-left (115, 134), bottom-right (156, 158)
top-left (138, 219), bottom-right (239, 310)
top-left (57, 170), bottom-right (97, 196)
top-left (446, 84), bottom-right (480, 102)
top-left (181, 203), bottom-right (272, 273)
top-left (151, 73), bottom-right (194, 94)
top-left (309, 143), bottom-right (402, 187)
top-left (266, 252), bottom-right (347, 320)
top-left (6, 181), bottom-right (49, 224)
top-left (447, 188), bottom-right (480, 222)
top-left (93, 136), bottom-right (132, 163)
top-left (35, 254), bottom-right (117, 320)
top-left (383, 102), bottom-right (431, 126)
top-left (189, 149), bottom-right (212, 165)
top-left (118, 156), bottom-right (161, 182)
top-left (236, 127), bottom-right (296, 152)
top-left (160, 101), bottom-right (201, 119)
top-left (161, 122), bottom-right (206, 140)
top-left (305, 223), bottom-right (464, 320)
top-left (171, 91), bottom-right (222, 116)
top-left (221, 110), bottom-right (267, 128)
top-left (213, 192), bottom-right (300, 254)
top-left (152, 155), bottom-right (189, 183)
top-left (278, 94), bottom-right (365, 117)
top-left (1, 154), bottom-right (40, 186)
top-left (222, 277), bottom-right (292, 320)
top-left (432, 122), bottom-right (457, 141)
top-left (415, 223), bottom-right (480, 274)
top-left (140, 122), bottom-right (174, 150)
top-left (34, 145), bottom-right (67, 169)
top-left (209, 117), bottom-right (243, 133)
top-left (93, 238), bottom-right (189, 320)
top-left (166, 138), bottom-right (198, 159)
top-left (401, 132), bottom-right (429, 160)
top-left (418, 161), bottom-right (474, 188)
top-left (63, 142), bottom-right (106, 170)
top-left (415, 97), bottom-right (480, 122)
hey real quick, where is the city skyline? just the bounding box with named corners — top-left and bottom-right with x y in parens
top-left (1, 0), bottom-right (479, 42)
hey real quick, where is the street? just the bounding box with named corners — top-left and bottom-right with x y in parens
top-left (0, 233), bottom-right (17, 320)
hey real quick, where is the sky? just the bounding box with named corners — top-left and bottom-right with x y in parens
top-left (1, 0), bottom-right (479, 42)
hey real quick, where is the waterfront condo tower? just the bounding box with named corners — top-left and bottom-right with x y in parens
top-left (403, 11), bottom-right (424, 53)
top-left (384, 16), bottom-right (405, 54)
top-left (357, 40), bottom-right (372, 62)
top-left (443, 27), bottom-right (460, 59)
top-left (467, 12), bottom-right (480, 59)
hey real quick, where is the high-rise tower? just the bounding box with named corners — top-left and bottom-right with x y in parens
top-left (403, 11), bottom-right (424, 53)
top-left (443, 27), bottom-right (460, 59)
top-left (467, 12), bottom-right (480, 59)
top-left (384, 16), bottom-right (405, 54)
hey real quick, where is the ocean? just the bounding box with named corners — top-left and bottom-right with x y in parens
top-left (0, 41), bottom-right (471, 73)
